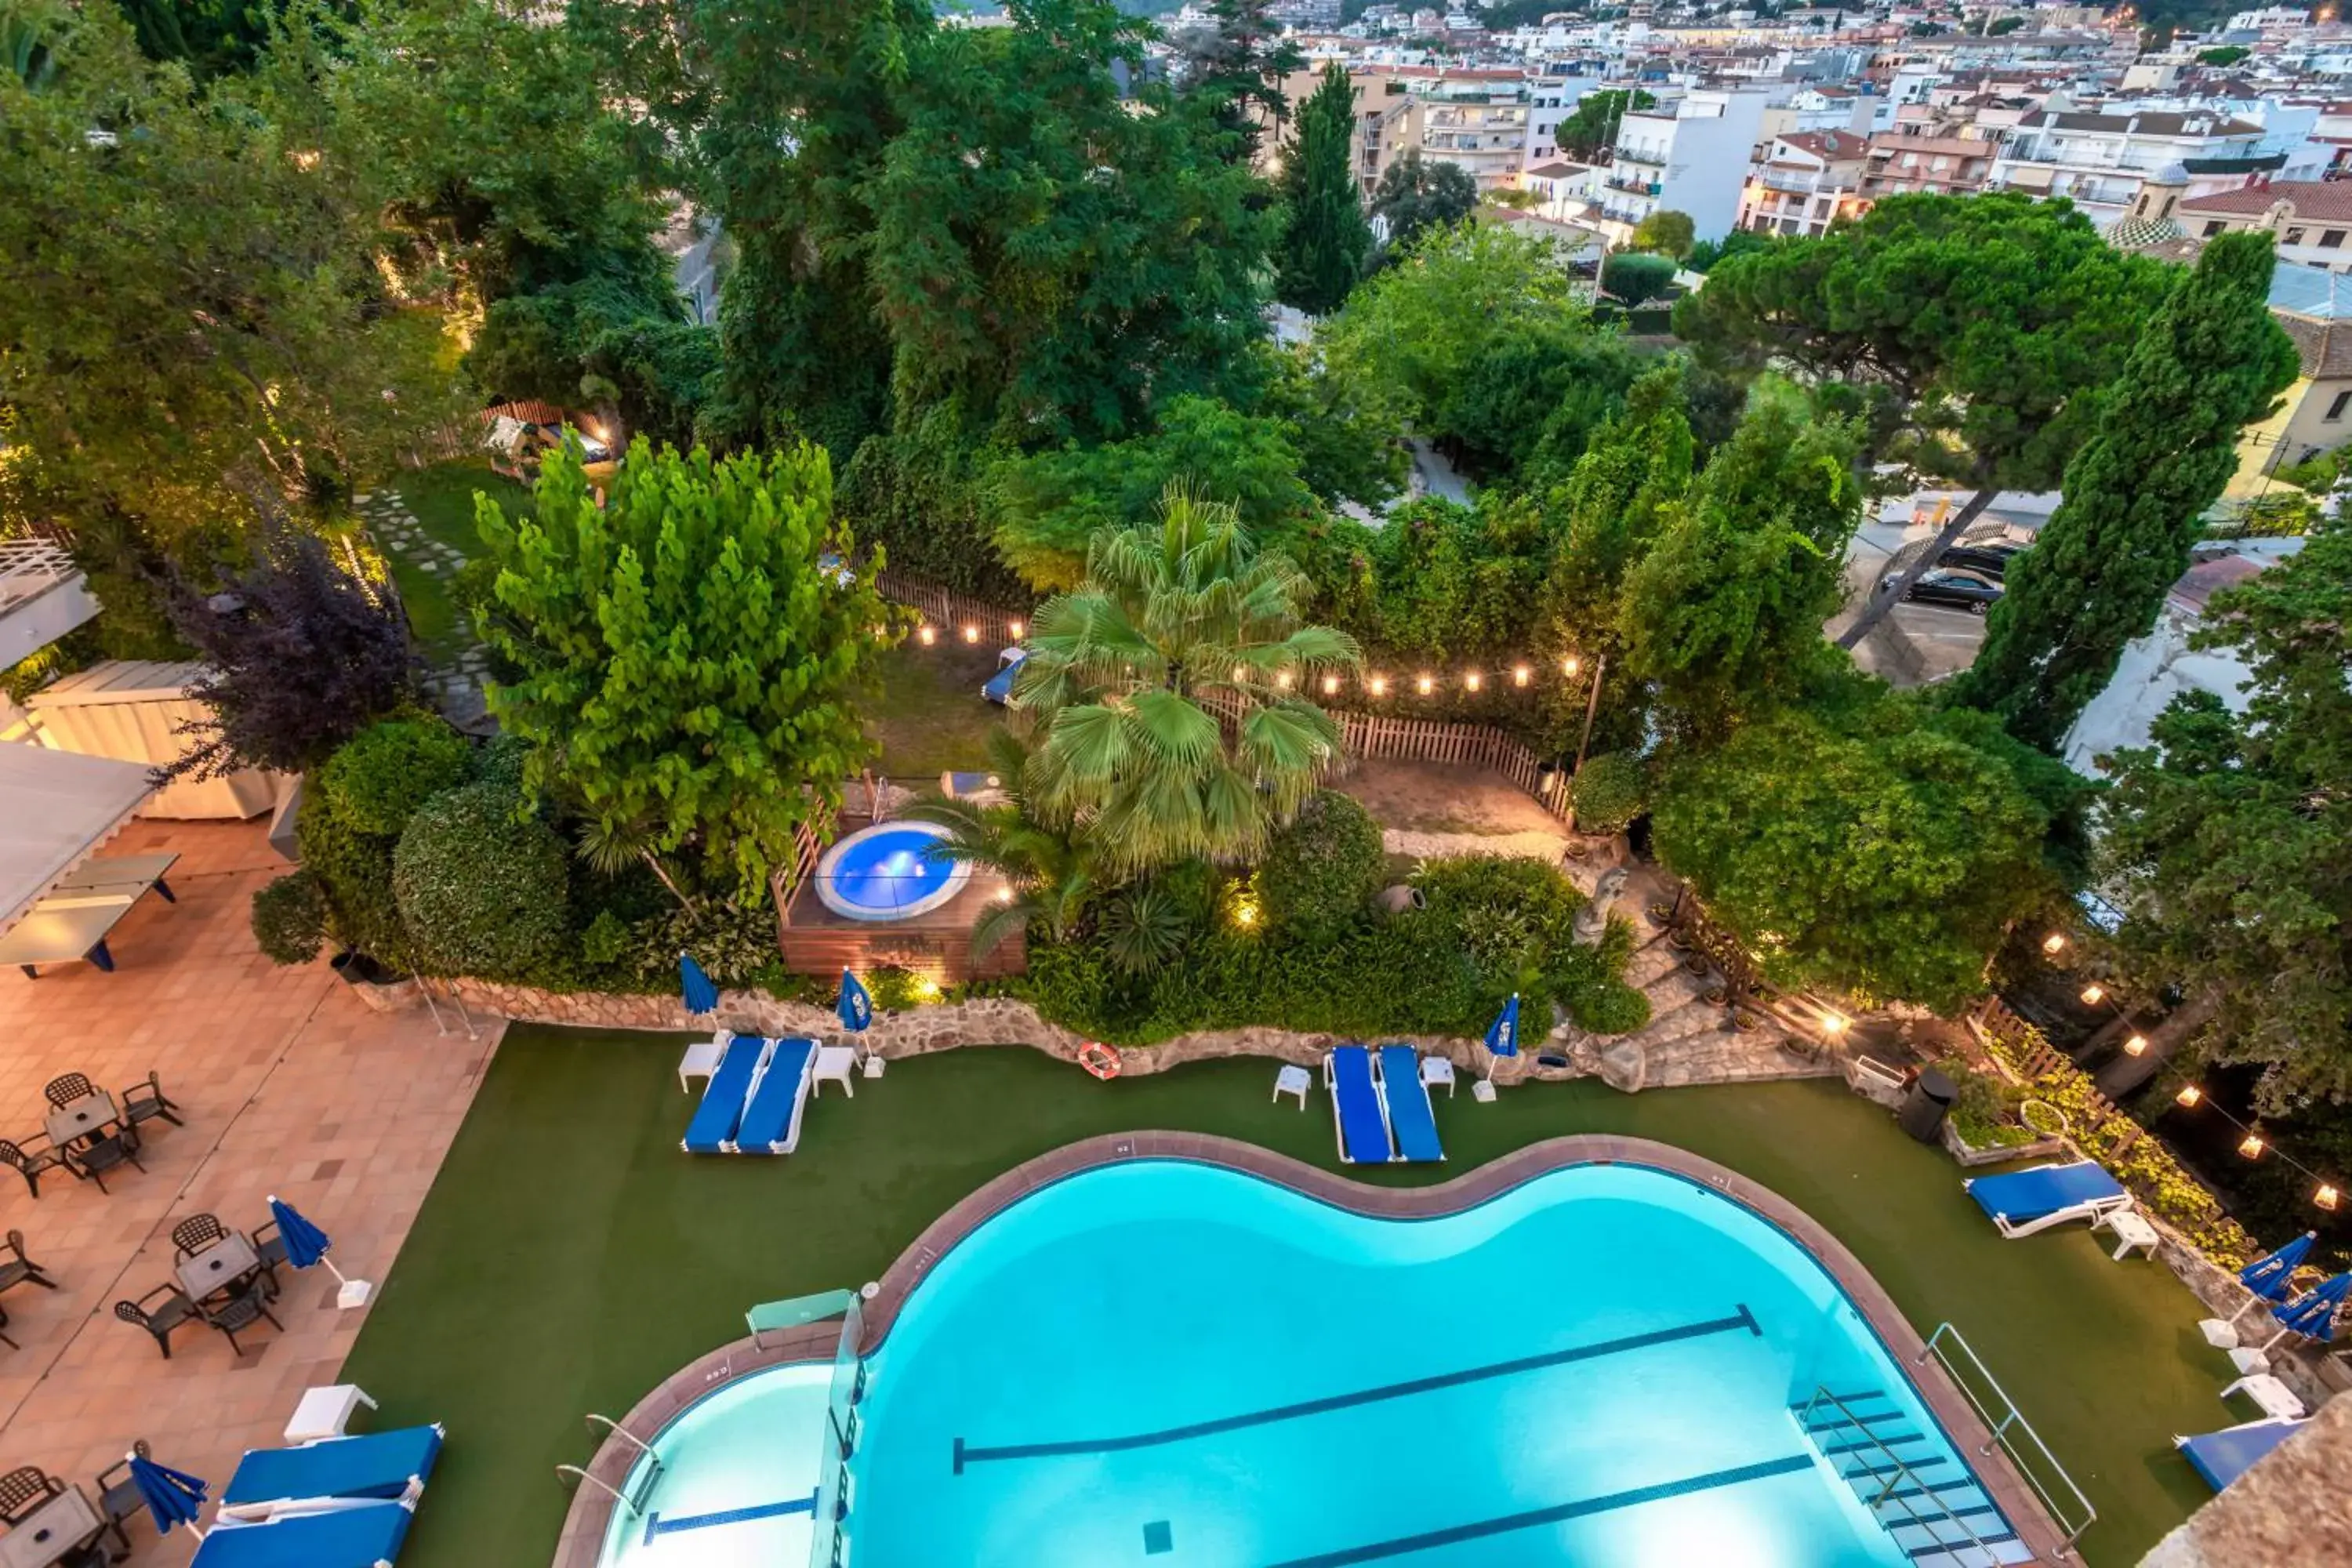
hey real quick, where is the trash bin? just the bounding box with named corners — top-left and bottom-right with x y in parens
top-left (1898, 1068), bottom-right (1957, 1144)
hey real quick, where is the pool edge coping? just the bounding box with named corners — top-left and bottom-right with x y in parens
top-left (554, 1132), bottom-right (2071, 1568)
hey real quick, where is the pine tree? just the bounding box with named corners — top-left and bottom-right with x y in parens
top-left (1276, 62), bottom-right (1370, 315)
top-left (1954, 232), bottom-right (2300, 750)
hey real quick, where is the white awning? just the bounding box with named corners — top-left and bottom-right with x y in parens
top-left (0, 742), bottom-right (156, 932)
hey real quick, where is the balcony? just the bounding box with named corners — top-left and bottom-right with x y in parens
top-left (1613, 145), bottom-right (1668, 167)
top-left (1603, 175), bottom-right (1662, 198)
top-left (0, 541), bottom-right (100, 669)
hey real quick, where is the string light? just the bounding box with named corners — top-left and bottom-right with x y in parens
top-left (2172, 1080), bottom-right (2347, 1214)
top-left (917, 625), bottom-right (935, 646)
top-left (2319, 1185), bottom-right (2341, 1211)
top-left (2240, 1132), bottom-right (2266, 1160)
top-left (1465, 670), bottom-right (1483, 692)
top-left (1370, 676), bottom-right (1388, 697)
top-left (1007, 619), bottom-right (1024, 638)
top-left (2124, 1034), bottom-right (2147, 1056)
top-left (1323, 674), bottom-right (1341, 696)
top-left (1416, 673), bottom-right (1435, 695)
top-left (2176, 1084), bottom-right (2203, 1107)
top-left (2080, 984), bottom-right (2105, 1005)
top-left (961, 624), bottom-right (980, 644)
top-left (1562, 656), bottom-right (1581, 677)
top-left (1513, 665), bottom-right (1530, 687)
top-left (1276, 670), bottom-right (1294, 691)
top-left (2042, 933), bottom-right (2068, 955)
top-left (1231, 666), bottom-right (1249, 684)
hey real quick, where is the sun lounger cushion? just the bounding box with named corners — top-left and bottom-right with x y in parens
top-left (221, 1425), bottom-right (444, 1508)
top-left (683, 1034), bottom-right (767, 1153)
top-left (1330, 1046), bottom-right (1391, 1164)
top-left (2178, 1418), bottom-right (2307, 1493)
top-left (191, 1501), bottom-right (414, 1568)
top-left (736, 1038), bottom-right (816, 1153)
top-left (1377, 1046), bottom-right (1444, 1163)
top-left (1965, 1160), bottom-right (2126, 1225)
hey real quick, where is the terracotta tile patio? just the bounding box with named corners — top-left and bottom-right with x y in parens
top-left (0, 818), bottom-right (496, 1565)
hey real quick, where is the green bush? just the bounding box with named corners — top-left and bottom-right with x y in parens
top-left (626, 896), bottom-right (778, 985)
top-left (1570, 979), bottom-right (1651, 1036)
top-left (393, 780), bottom-right (570, 978)
top-left (250, 871), bottom-right (329, 966)
top-left (295, 787), bottom-right (411, 964)
top-left (1258, 792), bottom-right (1385, 944)
top-left (1571, 753), bottom-right (1646, 836)
top-left (318, 718), bottom-right (471, 837)
top-left (864, 965), bottom-right (942, 1011)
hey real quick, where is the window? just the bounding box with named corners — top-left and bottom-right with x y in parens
top-left (2324, 230), bottom-right (2347, 249)
top-left (2285, 227), bottom-right (2308, 246)
top-left (2327, 390), bottom-right (2352, 422)
top-left (2203, 220), bottom-right (2227, 237)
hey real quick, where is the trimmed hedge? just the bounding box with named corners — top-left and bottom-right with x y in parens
top-left (393, 780), bottom-right (570, 978)
top-left (319, 718), bottom-right (471, 837)
top-left (1258, 791), bottom-right (1385, 944)
top-left (250, 870), bottom-right (329, 965)
top-left (1571, 752), bottom-right (1645, 836)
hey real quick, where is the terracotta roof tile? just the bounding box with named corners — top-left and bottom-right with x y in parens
top-left (2181, 180), bottom-right (2352, 223)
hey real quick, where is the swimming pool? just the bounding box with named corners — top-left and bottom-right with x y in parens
top-left (813, 820), bottom-right (969, 921)
top-left (600, 1160), bottom-right (2027, 1567)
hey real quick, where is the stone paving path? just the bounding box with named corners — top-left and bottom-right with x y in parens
top-left (352, 489), bottom-right (493, 731)
top-left (0, 819), bottom-right (496, 1565)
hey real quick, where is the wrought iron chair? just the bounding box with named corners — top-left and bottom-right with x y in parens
top-left (62, 1125), bottom-right (143, 1194)
top-left (95, 1440), bottom-right (150, 1559)
top-left (0, 1138), bottom-right (70, 1200)
top-left (202, 1283), bottom-right (282, 1356)
top-left (169, 1214), bottom-right (228, 1262)
top-left (0, 1231), bottom-right (56, 1297)
top-left (114, 1285), bottom-right (199, 1360)
top-left (120, 1072), bottom-right (182, 1131)
top-left (41, 1073), bottom-right (96, 1110)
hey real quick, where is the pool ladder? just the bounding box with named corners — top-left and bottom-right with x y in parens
top-left (557, 1414), bottom-right (664, 1517)
top-left (1793, 1387), bottom-right (2030, 1568)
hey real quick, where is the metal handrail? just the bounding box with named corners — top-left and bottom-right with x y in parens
top-left (1918, 1323), bottom-right (2097, 1556)
top-left (1799, 1387), bottom-right (2008, 1567)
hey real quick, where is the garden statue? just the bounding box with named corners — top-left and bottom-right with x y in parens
top-left (1573, 866), bottom-right (1629, 947)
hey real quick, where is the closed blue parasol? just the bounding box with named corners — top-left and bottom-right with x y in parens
top-left (2266, 1270), bottom-right (2351, 1348)
top-left (129, 1451), bottom-right (208, 1538)
top-left (838, 969), bottom-right (873, 1033)
top-left (678, 953), bottom-right (719, 1015)
top-left (2240, 1232), bottom-right (2316, 1302)
top-left (1477, 993), bottom-right (1521, 1094)
top-left (268, 1194), bottom-right (373, 1308)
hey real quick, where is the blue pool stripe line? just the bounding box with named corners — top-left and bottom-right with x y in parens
top-left (642, 1493), bottom-right (817, 1544)
top-left (953, 1305), bottom-right (1760, 1474)
top-left (1266, 1454), bottom-right (1818, 1567)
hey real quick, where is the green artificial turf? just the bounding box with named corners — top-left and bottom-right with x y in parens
top-left (341, 1031), bottom-right (2225, 1568)
top-left (855, 638), bottom-right (1011, 779)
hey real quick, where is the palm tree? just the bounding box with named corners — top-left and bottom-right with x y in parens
top-left (1013, 486), bottom-right (1360, 877)
top-left (906, 730), bottom-right (1100, 960)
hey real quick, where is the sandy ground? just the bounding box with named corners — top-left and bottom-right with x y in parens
top-left (1338, 758), bottom-right (1573, 839)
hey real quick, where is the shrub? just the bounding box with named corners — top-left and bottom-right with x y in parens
top-left (250, 872), bottom-right (329, 965)
top-left (319, 719), bottom-right (471, 837)
top-left (1571, 753), bottom-right (1646, 836)
top-left (626, 896), bottom-right (778, 985)
top-left (864, 966), bottom-right (942, 1011)
top-left (1602, 252), bottom-right (1676, 307)
top-left (1569, 979), bottom-right (1650, 1036)
top-left (393, 781), bottom-right (570, 978)
top-left (1258, 792), bottom-right (1385, 943)
top-left (295, 787), bottom-right (411, 964)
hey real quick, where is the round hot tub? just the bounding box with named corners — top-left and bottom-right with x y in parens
top-left (814, 821), bottom-right (971, 922)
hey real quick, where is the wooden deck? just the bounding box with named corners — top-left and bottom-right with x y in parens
top-left (778, 872), bottom-right (1025, 984)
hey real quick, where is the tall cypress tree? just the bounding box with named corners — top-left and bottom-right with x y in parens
top-left (1954, 232), bottom-right (2299, 750)
top-left (1276, 62), bottom-right (1370, 315)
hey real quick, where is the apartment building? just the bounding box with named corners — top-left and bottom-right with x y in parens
top-left (1989, 109), bottom-right (2271, 229)
top-left (1602, 88), bottom-right (1769, 241)
top-left (1860, 131), bottom-right (2001, 197)
top-left (2180, 180), bottom-right (2352, 270)
top-left (1739, 129), bottom-right (1871, 237)
top-left (2230, 259), bottom-right (2352, 495)
top-left (1417, 77), bottom-right (1534, 188)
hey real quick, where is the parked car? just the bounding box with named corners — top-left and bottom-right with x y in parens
top-left (1881, 568), bottom-right (2004, 615)
top-left (1938, 541), bottom-right (2026, 579)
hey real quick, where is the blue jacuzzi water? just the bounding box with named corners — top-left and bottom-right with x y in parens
top-left (601, 1161), bottom-right (2020, 1567)
top-left (814, 820), bottom-right (966, 920)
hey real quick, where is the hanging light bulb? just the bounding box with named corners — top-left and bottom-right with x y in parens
top-left (1231, 665), bottom-right (1249, 684)
top-left (917, 625), bottom-right (936, 646)
top-left (1820, 1011), bottom-right (1848, 1036)
top-left (1370, 676), bottom-right (1388, 697)
top-left (1323, 673), bottom-right (1341, 696)
top-left (2318, 1185), bottom-right (2341, 1211)
top-left (2080, 984), bottom-right (2105, 1005)
top-left (2176, 1084), bottom-right (2204, 1108)
top-left (2124, 1034), bottom-right (2147, 1056)
top-left (1416, 673), bottom-right (1434, 695)
top-left (1513, 665), bottom-right (1530, 687)
top-left (2042, 933), bottom-right (2067, 955)
top-left (1562, 655), bottom-right (1581, 677)
top-left (1007, 619), bottom-right (1025, 639)
top-left (1276, 670), bottom-right (1294, 691)
top-left (961, 624), bottom-right (980, 644)
top-left (1465, 670), bottom-right (1483, 691)
top-left (2239, 1132), bottom-right (2266, 1160)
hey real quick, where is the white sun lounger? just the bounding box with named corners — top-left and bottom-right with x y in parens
top-left (1964, 1160), bottom-right (2132, 1238)
top-left (1325, 1045), bottom-right (1396, 1164)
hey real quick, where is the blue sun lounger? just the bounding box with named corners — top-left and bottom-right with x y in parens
top-left (1377, 1045), bottom-right (1445, 1163)
top-left (1963, 1159), bottom-right (2132, 1237)
top-left (2176, 1417), bottom-right (2307, 1492)
top-left (219, 1424), bottom-right (445, 1515)
top-left (683, 1033), bottom-right (771, 1154)
top-left (735, 1037), bottom-right (818, 1155)
top-left (191, 1499), bottom-right (415, 1568)
top-left (982, 648), bottom-right (1026, 704)
top-left (1325, 1045), bottom-right (1394, 1164)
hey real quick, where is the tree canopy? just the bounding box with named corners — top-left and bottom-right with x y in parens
top-left (1370, 151), bottom-right (1478, 252)
top-left (1276, 61), bottom-right (1371, 316)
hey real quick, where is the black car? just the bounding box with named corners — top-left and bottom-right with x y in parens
top-left (1938, 541), bottom-right (2026, 579)
top-left (1882, 568), bottom-right (2003, 615)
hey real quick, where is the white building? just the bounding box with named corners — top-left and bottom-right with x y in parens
top-left (1602, 88), bottom-right (1769, 242)
top-left (1990, 109), bottom-right (2272, 230)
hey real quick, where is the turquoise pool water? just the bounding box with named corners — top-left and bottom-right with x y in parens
top-left (603, 1160), bottom-right (2021, 1567)
top-left (813, 821), bottom-right (967, 920)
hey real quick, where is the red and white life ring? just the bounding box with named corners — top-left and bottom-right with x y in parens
top-left (1077, 1041), bottom-right (1122, 1080)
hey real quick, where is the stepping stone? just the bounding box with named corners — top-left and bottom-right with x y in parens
top-left (419, 561), bottom-right (441, 574)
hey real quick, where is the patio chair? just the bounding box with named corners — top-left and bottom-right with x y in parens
top-left (96, 1440), bottom-right (151, 1557)
top-left (203, 1284), bottom-right (282, 1356)
top-left (0, 1464), bottom-right (63, 1524)
top-left (0, 1301), bottom-right (16, 1350)
top-left (171, 1214), bottom-right (230, 1261)
top-left (42, 1073), bottom-right (96, 1110)
top-left (0, 1138), bottom-right (70, 1200)
top-left (115, 1284), bottom-right (201, 1359)
top-left (121, 1071), bottom-right (183, 1131)
top-left (0, 1231), bottom-right (56, 1296)
top-left (253, 1219), bottom-right (289, 1292)
top-left (63, 1125), bottom-right (143, 1194)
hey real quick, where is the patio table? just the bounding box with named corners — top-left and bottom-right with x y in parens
top-left (2094, 1209), bottom-right (2161, 1261)
top-left (40, 1092), bottom-right (118, 1152)
top-left (2218, 1372), bottom-right (2307, 1421)
top-left (283, 1384), bottom-right (379, 1443)
top-left (0, 1486), bottom-right (104, 1568)
top-left (175, 1232), bottom-right (263, 1304)
top-left (0, 855), bottom-right (179, 979)
top-left (812, 1046), bottom-right (859, 1098)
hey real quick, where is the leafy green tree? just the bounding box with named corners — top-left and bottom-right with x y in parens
top-left (1014, 488), bottom-right (1361, 877)
top-left (1619, 382), bottom-right (1865, 737)
top-left (114, 0), bottom-right (278, 77)
top-left (1, 6), bottom-right (459, 546)
top-left (1953, 233), bottom-right (2298, 749)
top-left (1276, 62), bottom-right (1370, 315)
top-left (2096, 518), bottom-right (2352, 1109)
top-left (1174, 0), bottom-right (1303, 163)
top-left (1370, 151), bottom-right (1478, 252)
top-left (1629, 209), bottom-right (1695, 260)
top-left (990, 396), bottom-right (1319, 591)
top-left (1686, 229), bottom-right (1773, 273)
top-left (1602, 251), bottom-right (1676, 305)
top-left (1439, 323), bottom-right (1642, 480)
top-left (394, 776), bottom-right (572, 978)
top-left (1258, 345), bottom-right (1410, 509)
top-left (1352, 492), bottom-right (1552, 665)
top-left (2198, 45), bottom-right (2250, 65)
top-left (318, 718), bottom-right (472, 837)
top-left (475, 439), bottom-right (890, 900)
top-left (1534, 363), bottom-right (1695, 672)
top-left (1555, 88), bottom-right (1653, 162)
top-left (1674, 194), bottom-right (2173, 648)
top-left (1653, 693), bottom-right (2062, 1011)
top-left (1257, 790), bottom-right (1385, 944)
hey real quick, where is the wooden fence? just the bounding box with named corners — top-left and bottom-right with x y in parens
top-left (874, 573), bottom-right (1034, 643)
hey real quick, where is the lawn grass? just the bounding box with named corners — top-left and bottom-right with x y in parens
top-left (342, 1032), bottom-right (2224, 1568)
top-left (856, 638), bottom-right (1010, 778)
top-left (377, 459), bottom-right (534, 662)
